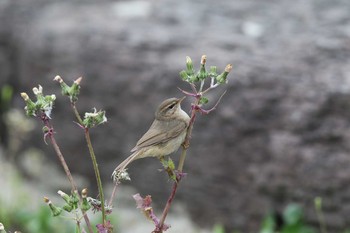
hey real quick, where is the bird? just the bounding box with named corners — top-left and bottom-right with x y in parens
top-left (113, 97), bottom-right (190, 176)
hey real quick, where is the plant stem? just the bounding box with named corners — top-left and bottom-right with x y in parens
top-left (45, 120), bottom-right (94, 233)
top-left (178, 97), bottom-right (199, 171)
top-left (85, 128), bottom-right (106, 225)
top-left (108, 183), bottom-right (119, 207)
top-left (156, 97), bottom-right (200, 232)
top-left (177, 148), bottom-right (187, 173)
top-left (72, 104), bottom-right (84, 125)
top-left (71, 103), bottom-right (107, 226)
top-left (157, 180), bottom-right (179, 232)
top-left (49, 131), bottom-right (77, 191)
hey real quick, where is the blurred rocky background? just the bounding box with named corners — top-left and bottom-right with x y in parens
top-left (1, 0), bottom-right (350, 232)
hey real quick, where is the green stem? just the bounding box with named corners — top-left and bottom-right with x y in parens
top-left (72, 103), bottom-right (106, 227)
top-left (72, 104), bottom-right (84, 125)
top-left (85, 128), bottom-right (106, 225)
top-left (46, 122), bottom-right (93, 233)
top-left (177, 149), bottom-right (187, 172)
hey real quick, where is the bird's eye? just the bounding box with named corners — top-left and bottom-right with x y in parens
top-left (168, 103), bottom-right (176, 109)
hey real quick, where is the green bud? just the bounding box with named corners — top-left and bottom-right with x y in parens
top-left (54, 75), bottom-right (70, 96)
top-left (80, 188), bottom-right (91, 211)
top-left (44, 197), bottom-right (62, 217)
top-left (197, 69), bottom-right (207, 81)
top-left (69, 77), bottom-right (82, 103)
top-left (189, 75), bottom-right (200, 83)
top-left (57, 190), bottom-right (71, 204)
top-left (185, 56), bottom-right (194, 76)
top-left (197, 56), bottom-right (207, 81)
top-left (209, 66), bottom-right (218, 77)
top-left (216, 64), bottom-right (232, 84)
top-left (83, 108), bottom-right (107, 128)
top-left (81, 197), bottom-right (91, 212)
top-left (54, 76), bottom-right (82, 103)
top-left (50, 204), bottom-right (63, 217)
top-left (21, 92), bottom-right (36, 117)
top-left (70, 191), bottom-right (79, 210)
top-left (63, 204), bottom-right (73, 212)
top-left (179, 70), bottom-right (189, 81)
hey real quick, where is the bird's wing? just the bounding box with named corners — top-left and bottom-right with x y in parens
top-left (130, 120), bottom-right (187, 152)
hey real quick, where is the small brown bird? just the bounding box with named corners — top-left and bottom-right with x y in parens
top-left (113, 97), bottom-right (190, 174)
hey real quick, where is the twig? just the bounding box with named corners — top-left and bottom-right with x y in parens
top-left (84, 127), bottom-right (107, 225)
top-left (71, 102), bottom-right (107, 227)
top-left (108, 182), bottom-right (119, 207)
top-left (42, 117), bottom-right (94, 233)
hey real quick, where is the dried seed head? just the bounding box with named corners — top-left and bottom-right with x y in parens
top-left (225, 64), bottom-right (233, 73)
top-left (74, 77), bottom-right (82, 85)
top-left (201, 55), bottom-right (207, 65)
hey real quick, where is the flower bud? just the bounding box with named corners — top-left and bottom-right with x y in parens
top-left (70, 190), bottom-right (79, 209)
top-left (58, 190), bottom-right (71, 204)
top-left (63, 204), bottom-right (73, 212)
top-left (69, 77), bottom-right (82, 103)
top-left (81, 189), bottom-right (91, 212)
top-left (179, 70), bottom-right (189, 81)
top-left (197, 59), bottom-right (207, 81)
top-left (54, 75), bottom-right (70, 96)
top-left (20, 92), bottom-right (29, 101)
top-left (44, 197), bottom-right (62, 217)
top-left (21, 93), bottom-right (36, 117)
top-left (216, 64), bottom-right (233, 84)
top-left (209, 66), bottom-right (218, 76)
top-left (185, 56), bottom-right (194, 76)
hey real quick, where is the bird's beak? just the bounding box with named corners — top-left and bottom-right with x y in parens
top-left (178, 96), bottom-right (186, 104)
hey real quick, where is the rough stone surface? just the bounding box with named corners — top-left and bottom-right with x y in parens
top-left (1, 0), bottom-right (350, 232)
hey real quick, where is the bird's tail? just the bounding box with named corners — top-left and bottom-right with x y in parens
top-left (113, 151), bottom-right (140, 175)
